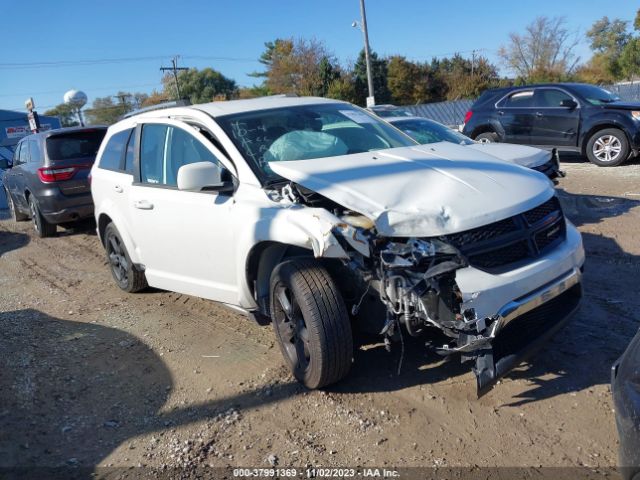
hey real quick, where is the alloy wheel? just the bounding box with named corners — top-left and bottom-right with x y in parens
top-left (29, 199), bottom-right (40, 233)
top-left (274, 285), bottom-right (311, 372)
top-left (107, 234), bottom-right (129, 284)
top-left (593, 135), bottom-right (622, 163)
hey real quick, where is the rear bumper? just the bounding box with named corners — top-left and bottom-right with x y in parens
top-left (35, 187), bottom-right (94, 224)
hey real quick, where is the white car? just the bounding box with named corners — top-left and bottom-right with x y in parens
top-left (386, 116), bottom-right (563, 180)
top-left (91, 96), bottom-right (584, 392)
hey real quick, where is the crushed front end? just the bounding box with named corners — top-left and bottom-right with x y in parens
top-left (331, 194), bottom-right (585, 394)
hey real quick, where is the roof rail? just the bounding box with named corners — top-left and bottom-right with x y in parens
top-left (121, 99), bottom-right (192, 119)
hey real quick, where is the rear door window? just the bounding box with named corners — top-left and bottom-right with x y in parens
top-left (502, 90), bottom-right (534, 108)
top-left (99, 129), bottom-right (132, 171)
top-left (46, 130), bottom-right (106, 161)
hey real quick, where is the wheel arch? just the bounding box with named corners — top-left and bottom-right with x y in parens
top-left (470, 120), bottom-right (503, 141)
top-left (581, 123), bottom-right (631, 157)
top-left (96, 209), bottom-right (141, 264)
top-left (245, 241), bottom-right (315, 317)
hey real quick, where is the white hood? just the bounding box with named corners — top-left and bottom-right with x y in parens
top-left (269, 143), bottom-right (554, 237)
top-left (465, 143), bottom-right (551, 168)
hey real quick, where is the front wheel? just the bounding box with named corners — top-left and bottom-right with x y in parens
top-left (270, 259), bottom-right (353, 389)
top-left (29, 196), bottom-right (56, 238)
top-left (104, 223), bottom-right (147, 293)
top-left (475, 132), bottom-right (499, 143)
top-left (586, 128), bottom-right (629, 167)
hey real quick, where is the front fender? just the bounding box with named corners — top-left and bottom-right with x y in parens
top-left (234, 205), bottom-right (350, 309)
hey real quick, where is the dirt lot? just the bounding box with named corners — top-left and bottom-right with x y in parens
top-left (1, 155), bottom-right (639, 475)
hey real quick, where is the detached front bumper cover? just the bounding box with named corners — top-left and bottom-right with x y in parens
top-left (474, 267), bottom-right (583, 395)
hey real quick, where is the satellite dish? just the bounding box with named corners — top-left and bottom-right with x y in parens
top-left (63, 90), bottom-right (88, 108)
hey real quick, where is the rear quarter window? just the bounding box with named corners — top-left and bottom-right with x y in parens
top-left (99, 129), bottom-right (133, 171)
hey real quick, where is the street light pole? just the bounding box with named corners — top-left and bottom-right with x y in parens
top-left (358, 0), bottom-right (375, 107)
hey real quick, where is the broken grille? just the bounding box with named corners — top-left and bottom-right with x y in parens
top-left (445, 196), bottom-right (566, 272)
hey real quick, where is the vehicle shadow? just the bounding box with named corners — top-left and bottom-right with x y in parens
top-left (0, 229), bottom-right (30, 256)
top-left (0, 309), bottom-right (301, 471)
top-left (56, 219), bottom-right (97, 238)
top-left (499, 230), bottom-right (639, 407)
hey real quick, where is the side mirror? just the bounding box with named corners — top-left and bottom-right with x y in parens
top-left (560, 99), bottom-right (577, 109)
top-left (0, 158), bottom-right (10, 169)
top-left (177, 161), bottom-right (234, 193)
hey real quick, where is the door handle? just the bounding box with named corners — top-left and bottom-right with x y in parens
top-left (133, 200), bottom-right (154, 210)
top-left (114, 185), bottom-right (123, 193)
top-left (498, 111), bottom-right (504, 116)
top-left (535, 111), bottom-right (543, 117)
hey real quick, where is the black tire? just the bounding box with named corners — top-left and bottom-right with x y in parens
top-left (5, 188), bottom-right (28, 222)
top-left (104, 223), bottom-right (147, 293)
top-left (475, 132), bottom-right (499, 143)
top-left (270, 259), bottom-right (353, 389)
top-left (28, 196), bottom-right (56, 238)
top-left (586, 128), bottom-right (629, 167)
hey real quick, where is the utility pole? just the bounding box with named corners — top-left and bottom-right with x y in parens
top-left (160, 56), bottom-right (188, 100)
top-left (358, 0), bottom-right (375, 107)
top-left (471, 49), bottom-right (477, 78)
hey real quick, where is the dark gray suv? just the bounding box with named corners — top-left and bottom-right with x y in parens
top-left (2, 127), bottom-right (107, 237)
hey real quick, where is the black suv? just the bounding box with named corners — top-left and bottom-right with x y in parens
top-left (462, 83), bottom-right (640, 167)
top-left (2, 127), bottom-right (107, 237)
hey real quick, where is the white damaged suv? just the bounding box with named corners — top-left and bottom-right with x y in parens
top-left (91, 96), bottom-right (585, 392)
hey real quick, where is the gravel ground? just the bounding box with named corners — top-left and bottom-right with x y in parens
top-left (0, 155), bottom-right (639, 476)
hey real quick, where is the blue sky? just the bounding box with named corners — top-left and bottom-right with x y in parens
top-left (1, 0), bottom-right (637, 112)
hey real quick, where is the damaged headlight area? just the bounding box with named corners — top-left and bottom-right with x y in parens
top-left (331, 227), bottom-right (500, 358)
top-left (374, 237), bottom-right (499, 354)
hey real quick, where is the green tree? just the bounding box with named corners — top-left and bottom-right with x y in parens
top-left (353, 49), bottom-right (390, 106)
top-left (163, 68), bottom-right (237, 103)
top-left (84, 91), bottom-right (149, 125)
top-left (251, 38), bottom-right (340, 96)
top-left (326, 74), bottom-right (357, 104)
top-left (387, 56), bottom-right (423, 104)
top-left (84, 96), bottom-right (128, 125)
top-left (43, 103), bottom-right (79, 127)
top-left (620, 37), bottom-right (640, 79)
top-left (586, 16), bottom-right (631, 79)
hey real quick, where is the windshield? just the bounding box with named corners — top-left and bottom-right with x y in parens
top-left (46, 130), bottom-right (106, 160)
top-left (392, 118), bottom-right (474, 146)
top-left (572, 84), bottom-right (621, 106)
top-left (217, 103), bottom-right (416, 183)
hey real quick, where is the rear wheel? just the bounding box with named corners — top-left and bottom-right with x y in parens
top-left (586, 128), bottom-right (629, 167)
top-left (104, 223), bottom-right (147, 293)
top-left (475, 132), bottom-right (499, 143)
top-left (270, 259), bottom-right (353, 389)
top-left (5, 188), bottom-right (28, 222)
top-left (29, 196), bottom-right (56, 237)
